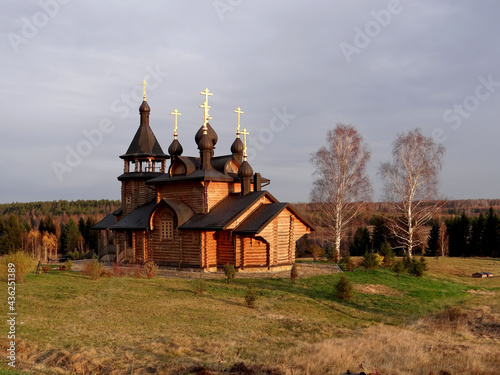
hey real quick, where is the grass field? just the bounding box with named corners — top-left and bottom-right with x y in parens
top-left (0, 257), bottom-right (499, 374)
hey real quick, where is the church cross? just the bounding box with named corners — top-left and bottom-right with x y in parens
top-left (199, 88), bottom-right (213, 130)
top-left (141, 79), bottom-right (148, 101)
top-left (170, 109), bottom-right (181, 138)
top-left (241, 128), bottom-right (250, 160)
top-left (234, 107), bottom-right (243, 137)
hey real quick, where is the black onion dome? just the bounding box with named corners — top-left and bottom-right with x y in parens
top-left (168, 139), bottom-right (183, 156)
top-left (231, 137), bottom-right (244, 154)
top-left (195, 123), bottom-right (218, 146)
top-left (238, 160), bottom-right (253, 179)
top-left (198, 133), bottom-right (214, 151)
top-left (139, 100), bottom-right (150, 113)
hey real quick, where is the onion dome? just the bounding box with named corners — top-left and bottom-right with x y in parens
top-left (195, 123), bottom-right (218, 147)
top-left (168, 139), bottom-right (183, 156)
top-left (139, 100), bottom-right (150, 113)
top-left (231, 137), bottom-right (244, 154)
top-left (198, 133), bottom-right (214, 151)
top-left (238, 160), bottom-right (253, 179)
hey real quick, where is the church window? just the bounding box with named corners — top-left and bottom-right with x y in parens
top-left (161, 220), bottom-right (173, 240)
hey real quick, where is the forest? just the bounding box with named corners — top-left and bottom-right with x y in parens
top-left (0, 198), bottom-right (499, 260)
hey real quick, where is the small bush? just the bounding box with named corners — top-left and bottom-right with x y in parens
top-left (392, 260), bottom-right (405, 277)
top-left (223, 264), bottom-right (236, 284)
top-left (290, 264), bottom-right (298, 284)
top-left (63, 259), bottom-right (72, 271)
top-left (244, 287), bottom-right (258, 308)
top-left (402, 253), bottom-right (412, 270)
top-left (335, 274), bottom-right (353, 301)
top-left (409, 257), bottom-right (427, 277)
top-left (193, 275), bottom-right (207, 296)
top-left (112, 262), bottom-right (123, 277)
top-left (0, 252), bottom-right (37, 282)
top-left (132, 264), bottom-right (143, 278)
top-left (144, 260), bottom-right (158, 279)
top-left (82, 259), bottom-right (103, 280)
top-left (339, 251), bottom-right (355, 272)
top-left (309, 244), bottom-right (325, 262)
top-left (380, 241), bottom-right (395, 268)
top-left (42, 265), bottom-right (50, 273)
top-left (361, 252), bottom-right (382, 271)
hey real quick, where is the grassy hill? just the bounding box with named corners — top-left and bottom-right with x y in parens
top-left (1, 258), bottom-right (499, 374)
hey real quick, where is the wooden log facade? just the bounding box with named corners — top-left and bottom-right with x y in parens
top-left (93, 92), bottom-right (313, 271)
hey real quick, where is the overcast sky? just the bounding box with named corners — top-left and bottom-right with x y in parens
top-left (1, 0), bottom-right (499, 204)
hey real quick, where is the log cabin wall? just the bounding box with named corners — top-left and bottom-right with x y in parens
top-left (227, 196), bottom-right (272, 230)
top-left (241, 237), bottom-right (268, 267)
top-left (135, 231), bottom-right (146, 263)
top-left (204, 231), bottom-right (218, 268)
top-left (206, 182), bottom-right (230, 211)
top-left (121, 180), bottom-right (156, 215)
top-left (156, 181), bottom-right (205, 214)
top-left (216, 230), bottom-right (235, 266)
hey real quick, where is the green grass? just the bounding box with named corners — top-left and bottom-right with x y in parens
top-left (1, 258), bottom-right (499, 374)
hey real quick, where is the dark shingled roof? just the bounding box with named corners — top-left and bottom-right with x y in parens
top-left (109, 201), bottom-right (157, 230)
top-left (120, 117), bottom-right (167, 159)
top-left (157, 198), bottom-right (195, 226)
top-left (92, 208), bottom-right (121, 230)
top-left (147, 167), bottom-right (234, 185)
top-left (233, 203), bottom-right (288, 234)
top-left (179, 191), bottom-right (278, 231)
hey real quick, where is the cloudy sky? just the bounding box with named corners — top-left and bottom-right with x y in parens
top-left (1, 0), bottom-right (499, 204)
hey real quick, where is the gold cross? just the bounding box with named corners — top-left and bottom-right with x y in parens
top-left (199, 88), bottom-right (213, 129)
top-left (241, 128), bottom-right (250, 160)
top-left (170, 109), bottom-right (181, 138)
top-left (141, 79), bottom-right (148, 101)
top-left (234, 107), bottom-right (243, 137)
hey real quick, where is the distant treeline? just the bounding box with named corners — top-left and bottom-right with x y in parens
top-left (0, 200), bottom-right (120, 257)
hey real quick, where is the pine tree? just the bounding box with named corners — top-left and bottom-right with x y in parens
top-left (427, 222), bottom-right (440, 257)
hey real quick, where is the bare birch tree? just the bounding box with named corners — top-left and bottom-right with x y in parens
top-left (310, 124), bottom-right (372, 261)
top-left (380, 128), bottom-right (445, 257)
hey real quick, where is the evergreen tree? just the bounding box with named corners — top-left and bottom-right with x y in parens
top-left (427, 222), bottom-right (440, 257)
top-left (483, 207), bottom-right (500, 257)
top-left (447, 213), bottom-right (470, 257)
top-left (370, 215), bottom-right (393, 251)
top-left (60, 219), bottom-right (81, 254)
top-left (469, 214), bottom-right (485, 256)
top-left (0, 215), bottom-right (23, 254)
top-left (39, 215), bottom-right (57, 235)
top-left (349, 227), bottom-right (371, 256)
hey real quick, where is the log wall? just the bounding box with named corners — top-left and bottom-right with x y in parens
top-left (121, 180), bottom-right (156, 215)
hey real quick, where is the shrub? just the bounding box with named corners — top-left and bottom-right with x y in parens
top-left (380, 241), bottom-right (395, 268)
top-left (392, 260), bottom-right (405, 277)
top-left (290, 264), bottom-right (298, 284)
top-left (310, 244), bottom-right (325, 262)
top-left (223, 264), bottom-right (236, 284)
top-left (42, 266), bottom-right (50, 273)
top-left (335, 274), bottom-right (353, 301)
top-left (132, 264), bottom-right (143, 278)
top-left (402, 253), bottom-right (412, 270)
top-left (0, 252), bottom-right (37, 282)
top-left (193, 275), bottom-right (207, 296)
top-left (409, 257), bottom-right (427, 277)
top-left (112, 262), bottom-right (123, 277)
top-left (244, 287), bottom-right (258, 308)
top-left (324, 243), bottom-right (337, 262)
top-left (361, 252), bottom-right (382, 271)
top-left (339, 251), bottom-right (355, 272)
top-left (144, 260), bottom-right (158, 279)
top-left (63, 259), bottom-right (72, 271)
top-left (82, 259), bottom-right (103, 280)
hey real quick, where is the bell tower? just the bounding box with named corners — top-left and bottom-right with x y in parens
top-left (118, 80), bottom-right (168, 215)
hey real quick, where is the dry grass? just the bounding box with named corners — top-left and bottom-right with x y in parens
top-left (0, 252), bottom-right (37, 282)
top-left (1, 257), bottom-right (498, 374)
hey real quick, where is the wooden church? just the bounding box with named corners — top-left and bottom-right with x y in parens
top-left (94, 83), bottom-right (312, 271)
